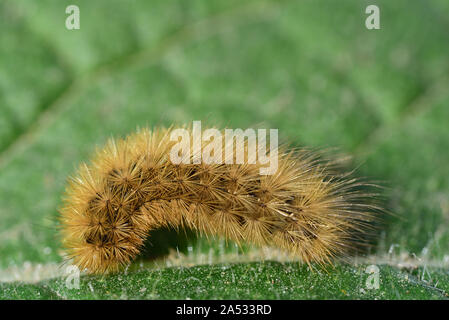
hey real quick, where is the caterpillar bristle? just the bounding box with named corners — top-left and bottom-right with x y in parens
top-left (59, 126), bottom-right (381, 274)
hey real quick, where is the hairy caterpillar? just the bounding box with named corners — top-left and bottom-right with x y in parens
top-left (59, 126), bottom-right (380, 274)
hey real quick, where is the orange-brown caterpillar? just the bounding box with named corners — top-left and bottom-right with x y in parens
top-left (59, 126), bottom-right (380, 274)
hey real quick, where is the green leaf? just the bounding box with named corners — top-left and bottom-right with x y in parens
top-left (1, 262), bottom-right (447, 300)
top-left (1, 0), bottom-right (448, 299)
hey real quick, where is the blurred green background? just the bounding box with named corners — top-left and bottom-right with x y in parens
top-left (0, 0), bottom-right (449, 299)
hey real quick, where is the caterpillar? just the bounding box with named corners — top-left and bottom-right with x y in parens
top-left (59, 125), bottom-right (380, 274)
